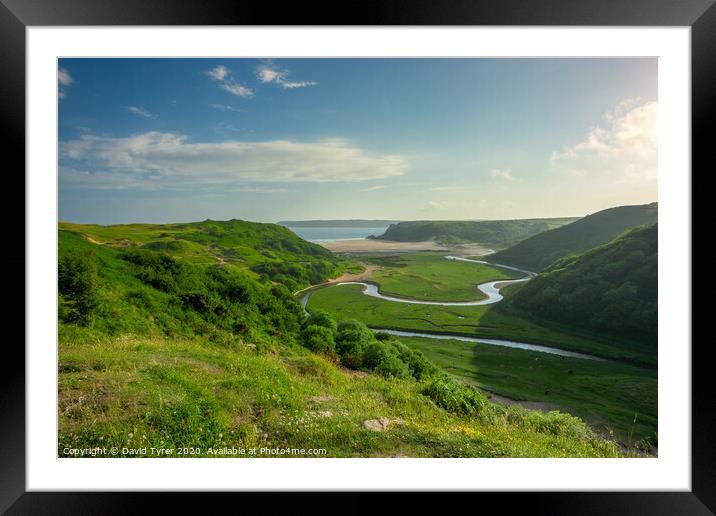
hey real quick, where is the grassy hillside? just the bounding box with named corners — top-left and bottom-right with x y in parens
top-left (504, 224), bottom-right (657, 347)
top-left (57, 228), bottom-right (627, 457)
top-left (373, 218), bottom-right (578, 248)
top-left (60, 219), bottom-right (346, 292)
top-left (490, 203), bottom-right (658, 272)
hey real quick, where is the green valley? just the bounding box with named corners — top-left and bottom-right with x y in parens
top-left (365, 253), bottom-right (520, 302)
top-left (58, 221), bottom-right (632, 458)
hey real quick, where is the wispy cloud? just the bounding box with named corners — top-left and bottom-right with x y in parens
top-left (429, 186), bottom-right (457, 191)
top-left (207, 65), bottom-right (229, 82)
top-left (207, 65), bottom-right (254, 98)
top-left (488, 168), bottom-right (515, 181)
top-left (127, 106), bottom-right (158, 119)
top-left (210, 103), bottom-right (242, 112)
top-left (233, 186), bottom-right (288, 193)
top-left (256, 63), bottom-right (318, 89)
top-left (58, 67), bottom-right (73, 99)
top-left (60, 132), bottom-right (406, 190)
top-left (550, 99), bottom-right (657, 183)
top-left (359, 185), bottom-right (388, 192)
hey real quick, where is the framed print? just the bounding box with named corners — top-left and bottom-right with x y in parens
top-left (3, 0), bottom-right (712, 512)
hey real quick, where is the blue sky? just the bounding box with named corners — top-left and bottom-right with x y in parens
top-left (58, 58), bottom-right (657, 224)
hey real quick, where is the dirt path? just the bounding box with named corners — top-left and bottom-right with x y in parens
top-left (482, 390), bottom-right (560, 413)
top-left (294, 263), bottom-right (379, 296)
top-left (83, 235), bottom-right (104, 245)
top-left (326, 264), bottom-right (379, 284)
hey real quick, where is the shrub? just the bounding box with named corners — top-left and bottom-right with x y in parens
top-left (335, 319), bottom-right (374, 368)
top-left (506, 406), bottom-right (595, 442)
top-left (362, 341), bottom-right (410, 379)
top-left (337, 319), bottom-right (373, 340)
top-left (301, 324), bottom-right (336, 356)
top-left (388, 340), bottom-right (439, 380)
top-left (305, 309), bottom-right (338, 334)
top-left (422, 377), bottom-right (497, 419)
top-left (58, 249), bottom-right (100, 326)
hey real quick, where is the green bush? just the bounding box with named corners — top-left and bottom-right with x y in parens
top-left (335, 319), bottom-right (374, 368)
top-left (505, 406), bottom-right (595, 442)
top-left (58, 249), bottom-right (100, 326)
top-left (422, 377), bottom-right (496, 419)
top-left (301, 324), bottom-right (337, 356)
top-left (387, 340), bottom-right (439, 380)
top-left (362, 341), bottom-right (410, 379)
top-left (305, 309), bottom-right (338, 334)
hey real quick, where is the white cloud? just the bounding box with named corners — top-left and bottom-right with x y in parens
top-left (207, 65), bottom-right (229, 81)
top-left (281, 80), bottom-right (319, 89)
top-left (58, 67), bottom-right (73, 99)
top-left (233, 186), bottom-right (288, 193)
top-left (430, 186), bottom-right (457, 191)
top-left (206, 65), bottom-right (254, 98)
top-left (256, 63), bottom-right (317, 89)
top-left (60, 132), bottom-right (406, 190)
top-left (488, 168), bottom-right (515, 181)
top-left (551, 99), bottom-right (657, 183)
top-left (127, 106), bottom-right (158, 119)
top-left (220, 83), bottom-right (254, 98)
top-left (210, 103), bottom-right (242, 112)
top-left (359, 185), bottom-right (388, 192)
top-left (257, 65), bottom-right (285, 84)
top-left (58, 68), bottom-right (73, 86)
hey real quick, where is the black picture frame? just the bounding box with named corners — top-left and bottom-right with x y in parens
top-left (1, 0), bottom-right (709, 512)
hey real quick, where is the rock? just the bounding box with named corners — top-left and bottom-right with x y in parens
top-left (309, 395), bottom-right (335, 403)
top-left (315, 411), bottom-right (333, 418)
top-left (363, 418), bottom-right (392, 432)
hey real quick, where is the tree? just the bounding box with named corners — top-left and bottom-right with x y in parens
top-left (58, 249), bottom-right (99, 326)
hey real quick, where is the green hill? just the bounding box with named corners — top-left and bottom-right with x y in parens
top-left (373, 218), bottom-right (578, 248)
top-left (503, 224), bottom-right (657, 347)
top-left (57, 226), bottom-right (630, 458)
top-left (490, 203), bottom-right (658, 272)
top-left (59, 219), bottom-right (346, 292)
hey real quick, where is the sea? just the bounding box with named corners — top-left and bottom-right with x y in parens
top-left (284, 226), bottom-right (390, 243)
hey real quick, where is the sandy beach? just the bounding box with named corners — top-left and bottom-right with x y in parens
top-left (321, 238), bottom-right (493, 256)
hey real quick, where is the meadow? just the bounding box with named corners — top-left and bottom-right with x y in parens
top-left (306, 283), bottom-right (656, 366)
top-left (394, 335), bottom-right (657, 444)
top-left (365, 252), bottom-right (519, 302)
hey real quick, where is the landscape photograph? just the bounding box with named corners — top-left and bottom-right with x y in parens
top-left (57, 57), bottom-right (658, 458)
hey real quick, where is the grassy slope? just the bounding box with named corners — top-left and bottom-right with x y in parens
top-left (307, 284), bottom-right (655, 365)
top-left (60, 219), bottom-right (348, 291)
top-left (490, 203), bottom-right (658, 272)
top-left (504, 224), bottom-right (657, 347)
top-left (375, 218), bottom-right (578, 248)
top-left (59, 332), bottom-right (623, 458)
top-left (58, 228), bottom-right (626, 457)
top-left (366, 253), bottom-right (519, 302)
top-left (397, 336), bottom-right (656, 443)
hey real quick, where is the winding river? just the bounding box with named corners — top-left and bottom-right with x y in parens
top-left (299, 255), bottom-right (603, 361)
top-left (373, 329), bottom-right (605, 361)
